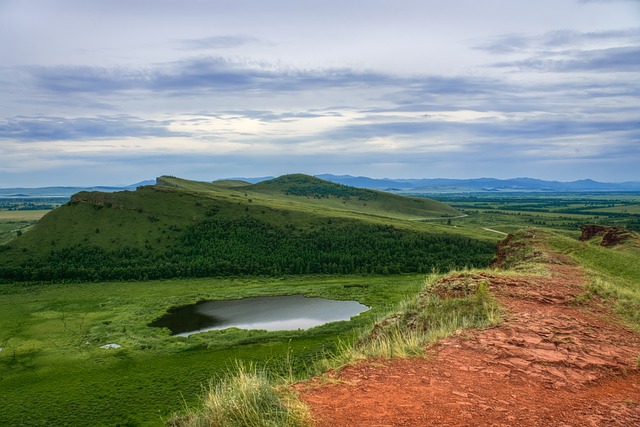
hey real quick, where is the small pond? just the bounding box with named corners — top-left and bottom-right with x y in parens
top-left (150, 294), bottom-right (370, 337)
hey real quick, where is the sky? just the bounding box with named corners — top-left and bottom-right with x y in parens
top-left (0, 0), bottom-right (639, 187)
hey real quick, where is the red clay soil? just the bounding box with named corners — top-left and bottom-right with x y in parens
top-left (297, 263), bottom-right (640, 426)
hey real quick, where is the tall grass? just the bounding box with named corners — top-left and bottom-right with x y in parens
top-left (166, 362), bottom-right (309, 427)
top-left (324, 272), bottom-right (501, 366)
top-left (547, 231), bottom-right (640, 331)
top-left (577, 273), bottom-right (640, 331)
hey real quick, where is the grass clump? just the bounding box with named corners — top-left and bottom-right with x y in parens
top-left (166, 362), bottom-right (309, 427)
top-left (579, 274), bottom-right (640, 331)
top-left (547, 231), bottom-right (640, 331)
top-left (331, 272), bottom-right (501, 363)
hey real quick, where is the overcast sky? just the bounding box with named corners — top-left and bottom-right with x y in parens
top-left (1, 0), bottom-right (639, 186)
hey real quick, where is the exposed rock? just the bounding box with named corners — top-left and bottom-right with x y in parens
top-left (427, 273), bottom-right (485, 299)
top-left (490, 233), bottom-right (517, 269)
top-left (71, 191), bottom-right (118, 207)
top-left (100, 343), bottom-right (122, 349)
top-left (579, 224), bottom-right (633, 247)
top-left (579, 224), bottom-right (611, 241)
top-left (490, 230), bottom-right (555, 269)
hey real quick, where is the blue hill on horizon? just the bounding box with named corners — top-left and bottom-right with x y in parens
top-left (315, 175), bottom-right (640, 193)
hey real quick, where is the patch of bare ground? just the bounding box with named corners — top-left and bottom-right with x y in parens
top-left (297, 261), bottom-right (640, 426)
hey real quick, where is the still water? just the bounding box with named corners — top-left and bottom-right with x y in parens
top-left (150, 294), bottom-right (370, 337)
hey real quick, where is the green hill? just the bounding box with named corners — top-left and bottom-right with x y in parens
top-left (0, 175), bottom-right (493, 282)
top-left (156, 174), bottom-right (460, 221)
top-left (248, 174), bottom-right (460, 220)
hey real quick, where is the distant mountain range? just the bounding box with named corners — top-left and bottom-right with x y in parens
top-left (315, 175), bottom-right (640, 193)
top-left (1, 176), bottom-right (639, 198)
top-left (0, 180), bottom-right (156, 198)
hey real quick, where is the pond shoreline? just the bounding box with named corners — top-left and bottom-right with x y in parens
top-left (150, 294), bottom-right (370, 336)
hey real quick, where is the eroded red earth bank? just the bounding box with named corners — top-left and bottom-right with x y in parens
top-left (297, 259), bottom-right (640, 426)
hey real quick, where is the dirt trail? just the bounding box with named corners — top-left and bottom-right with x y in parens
top-left (297, 262), bottom-right (640, 426)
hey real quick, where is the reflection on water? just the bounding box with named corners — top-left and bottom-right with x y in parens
top-left (150, 294), bottom-right (369, 337)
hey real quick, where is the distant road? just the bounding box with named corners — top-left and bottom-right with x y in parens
top-left (482, 227), bottom-right (508, 236)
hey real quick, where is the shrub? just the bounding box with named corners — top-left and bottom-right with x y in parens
top-left (166, 363), bottom-right (309, 427)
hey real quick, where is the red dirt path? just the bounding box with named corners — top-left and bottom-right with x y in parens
top-left (297, 263), bottom-right (640, 426)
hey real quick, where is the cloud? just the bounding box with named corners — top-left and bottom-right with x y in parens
top-left (179, 35), bottom-right (261, 50)
top-left (385, 72), bottom-right (639, 120)
top-left (474, 27), bottom-right (640, 54)
top-left (474, 27), bottom-right (640, 74)
top-left (28, 65), bottom-right (143, 94)
top-left (194, 110), bottom-right (345, 125)
top-left (316, 115), bottom-right (639, 146)
top-left (473, 34), bottom-right (533, 54)
top-left (494, 45), bottom-right (640, 73)
top-left (541, 28), bottom-right (640, 48)
top-left (0, 115), bottom-right (187, 141)
top-left (26, 56), bottom-right (398, 95)
top-left (578, 0), bottom-right (639, 3)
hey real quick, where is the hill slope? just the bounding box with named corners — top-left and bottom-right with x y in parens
top-left (297, 228), bottom-right (640, 425)
top-left (248, 174), bottom-right (459, 219)
top-left (0, 175), bottom-right (493, 282)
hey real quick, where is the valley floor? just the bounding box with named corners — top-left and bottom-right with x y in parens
top-left (297, 256), bottom-right (640, 425)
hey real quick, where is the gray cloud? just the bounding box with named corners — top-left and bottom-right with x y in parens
top-left (473, 34), bottom-right (533, 55)
top-left (476, 27), bottom-right (640, 73)
top-left (179, 35), bottom-right (261, 50)
top-left (28, 66), bottom-right (142, 94)
top-left (0, 115), bottom-right (187, 141)
top-left (388, 75), bottom-right (640, 118)
top-left (542, 28), bottom-right (640, 47)
top-left (494, 45), bottom-right (640, 73)
top-left (316, 116), bottom-right (639, 146)
top-left (474, 27), bottom-right (640, 54)
top-left (578, 0), bottom-right (639, 3)
top-left (26, 57), bottom-right (398, 95)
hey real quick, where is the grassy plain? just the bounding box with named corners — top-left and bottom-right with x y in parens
top-left (429, 192), bottom-right (640, 235)
top-left (0, 274), bottom-right (423, 426)
top-left (0, 210), bottom-right (51, 221)
top-left (0, 209), bottom-right (51, 244)
top-left (0, 197), bottom-right (63, 244)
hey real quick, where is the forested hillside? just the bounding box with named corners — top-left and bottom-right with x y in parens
top-left (0, 175), bottom-right (494, 282)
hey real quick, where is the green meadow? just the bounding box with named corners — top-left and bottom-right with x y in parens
top-left (0, 274), bottom-right (423, 426)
